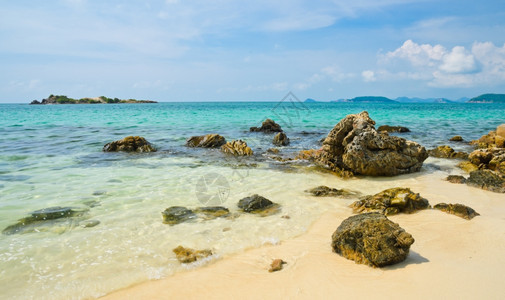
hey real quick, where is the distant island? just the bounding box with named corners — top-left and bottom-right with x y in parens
top-left (304, 93), bottom-right (504, 103)
top-left (30, 95), bottom-right (157, 105)
top-left (468, 93), bottom-right (505, 103)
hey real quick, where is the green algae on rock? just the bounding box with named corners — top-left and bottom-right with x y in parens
top-left (350, 187), bottom-right (430, 215)
top-left (103, 136), bottom-right (156, 152)
top-left (305, 185), bottom-right (361, 198)
top-left (434, 203), bottom-right (479, 220)
top-left (162, 206), bottom-right (197, 225)
top-left (172, 246), bottom-right (213, 264)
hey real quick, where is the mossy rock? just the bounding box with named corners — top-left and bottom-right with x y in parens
top-left (446, 175), bottom-right (466, 184)
top-left (305, 186), bottom-right (360, 198)
top-left (194, 206), bottom-right (230, 220)
top-left (162, 206), bottom-right (197, 225)
top-left (173, 245), bottom-right (213, 263)
top-left (238, 194), bottom-right (280, 216)
top-left (350, 187), bottom-right (430, 215)
top-left (466, 170), bottom-right (505, 193)
top-left (434, 203), bottom-right (479, 220)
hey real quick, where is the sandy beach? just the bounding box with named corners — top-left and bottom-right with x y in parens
top-left (102, 166), bottom-right (505, 300)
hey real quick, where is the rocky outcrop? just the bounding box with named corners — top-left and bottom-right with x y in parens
top-left (446, 175), bottom-right (466, 184)
top-left (305, 186), bottom-right (360, 198)
top-left (272, 132), bottom-right (290, 146)
top-left (331, 213), bottom-right (414, 267)
top-left (377, 125), bottom-right (410, 133)
top-left (428, 145), bottom-right (468, 159)
top-left (238, 194), bottom-right (280, 216)
top-left (466, 170), bottom-right (505, 193)
top-left (173, 246), bottom-right (213, 263)
top-left (250, 119), bottom-right (283, 133)
top-left (468, 148), bottom-right (505, 174)
top-left (317, 111), bottom-right (428, 176)
top-left (471, 124), bottom-right (505, 148)
top-left (221, 140), bottom-right (253, 156)
top-left (162, 206), bottom-right (197, 225)
top-left (449, 136), bottom-right (464, 142)
top-left (350, 187), bottom-right (430, 216)
top-left (434, 203), bottom-right (479, 220)
top-left (186, 134), bottom-right (226, 148)
top-left (103, 136), bottom-right (156, 152)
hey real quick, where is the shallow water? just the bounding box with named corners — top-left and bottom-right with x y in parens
top-left (0, 101), bottom-right (504, 299)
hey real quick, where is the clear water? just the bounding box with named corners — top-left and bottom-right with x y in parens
top-left (0, 102), bottom-right (504, 299)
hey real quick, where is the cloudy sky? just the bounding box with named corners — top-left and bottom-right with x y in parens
top-left (1, 0), bottom-right (505, 102)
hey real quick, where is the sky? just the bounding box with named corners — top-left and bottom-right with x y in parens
top-left (1, 0), bottom-right (505, 102)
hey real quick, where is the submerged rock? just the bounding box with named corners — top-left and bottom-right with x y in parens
top-left (428, 145), bottom-right (467, 159)
top-left (269, 259), bottom-right (286, 272)
top-left (162, 206), bottom-right (197, 225)
top-left (250, 119), bottom-right (283, 133)
top-left (466, 170), bottom-right (505, 193)
top-left (186, 134), bottom-right (226, 148)
top-left (103, 136), bottom-right (156, 152)
top-left (305, 186), bottom-right (360, 198)
top-left (221, 140), bottom-right (253, 156)
top-left (449, 135), bottom-right (464, 142)
top-left (272, 132), bottom-right (290, 146)
top-left (194, 206), bottom-right (230, 220)
top-left (331, 212), bottom-right (415, 267)
top-left (377, 125), bottom-right (410, 133)
top-left (2, 206), bottom-right (90, 235)
top-left (434, 203), bottom-right (479, 220)
top-left (350, 187), bottom-right (430, 215)
top-left (173, 246), bottom-right (213, 264)
top-left (317, 111), bottom-right (428, 176)
top-left (238, 194), bottom-right (280, 216)
top-left (446, 175), bottom-right (466, 184)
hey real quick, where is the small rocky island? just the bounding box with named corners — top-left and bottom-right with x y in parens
top-left (30, 95), bottom-right (157, 104)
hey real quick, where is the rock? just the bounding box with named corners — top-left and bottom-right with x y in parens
top-left (428, 145), bottom-right (468, 159)
top-left (103, 136), bottom-right (156, 152)
top-left (472, 124), bottom-right (505, 148)
top-left (350, 187), bottom-right (430, 215)
top-left (221, 140), bottom-right (253, 156)
top-left (172, 246), bottom-right (213, 264)
top-left (377, 125), bottom-right (410, 133)
top-left (449, 136), bottom-right (464, 142)
top-left (458, 161), bottom-right (479, 173)
top-left (2, 206), bottom-right (89, 235)
top-left (30, 100), bottom-right (41, 105)
top-left (466, 170), bottom-right (505, 193)
top-left (194, 206), bottom-right (230, 220)
top-left (295, 149), bottom-right (321, 161)
top-left (267, 148), bottom-right (280, 154)
top-left (272, 132), bottom-right (290, 146)
top-left (331, 213), bottom-right (414, 267)
top-left (305, 186), bottom-right (360, 198)
top-left (469, 149), bottom-right (494, 165)
top-left (434, 203), bottom-right (479, 220)
top-left (162, 206), bottom-right (197, 225)
top-left (317, 111), bottom-right (428, 176)
top-left (268, 259), bottom-right (286, 272)
top-left (80, 219), bottom-right (100, 228)
top-left (467, 148), bottom-right (505, 175)
top-left (446, 175), bottom-right (466, 184)
top-left (238, 194), bottom-right (280, 216)
top-left (186, 134), bottom-right (226, 148)
top-left (250, 119), bottom-right (283, 133)
top-left (497, 124), bottom-right (505, 138)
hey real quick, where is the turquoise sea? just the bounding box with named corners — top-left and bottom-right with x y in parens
top-left (0, 101), bottom-right (504, 299)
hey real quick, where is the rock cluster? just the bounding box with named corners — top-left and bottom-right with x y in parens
top-left (250, 119), bottom-right (283, 133)
top-left (471, 124), bottom-right (505, 148)
top-left (350, 187), bottom-right (430, 215)
top-left (103, 136), bottom-right (156, 152)
top-left (428, 145), bottom-right (467, 159)
top-left (186, 134), bottom-right (226, 148)
top-left (331, 213), bottom-right (414, 267)
top-left (221, 140), bottom-right (253, 156)
top-left (317, 111), bottom-right (428, 176)
top-left (433, 203), bottom-right (479, 220)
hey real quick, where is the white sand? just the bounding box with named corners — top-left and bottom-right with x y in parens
top-left (101, 162), bottom-right (505, 300)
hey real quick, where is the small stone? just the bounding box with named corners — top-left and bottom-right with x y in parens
top-left (103, 136), bottom-right (156, 152)
top-left (272, 132), bottom-right (290, 146)
top-left (194, 206), bottom-right (230, 220)
top-left (305, 186), bottom-right (360, 198)
top-left (434, 203), bottom-right (479, 220)
top-left (377, 125), bottom-right (410, 133)
top-left (268, 259), bottom-right (286, 272)
top-left (80, 219), bottom-right (100, 228)
top-left (221, 140), bottom-right (253, 156)
top-left (238, 194), bottom-right (280, 216)
top-left (173, 246), bottom-right (213, 264)
top-left (250, 119), bottom-right (283, 133)
top-left (449, 136), bottom-right (464, 142)
top-left (446, 175), bottom-right (466, 184)
top-left (162, 206), bottom-right (197, 225)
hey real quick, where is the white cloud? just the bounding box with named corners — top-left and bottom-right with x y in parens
top-left (439, 46), bottom-right (479, 74)
top-left (361, 70), bottom-right (376, 82)
top-left (385, 39), bottom-right (445, 67)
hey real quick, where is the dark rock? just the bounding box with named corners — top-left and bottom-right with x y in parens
top-left (173, 245), bottom-right (213, 263)
top-left (434, 203), bottom-right (479, 220)
top-left (331, 213), bottom-right (415, 267)
top-left (267, 148), bottom-right (280, 154)
top-left (272, 132), bottom-right (290, 146)
top-left (30, 100), bottom-right (41, 105)
top-left (317, 111), bottom-right (428, 176)
top-left (194, 206), bottom-right (230, 220)
top-left (446, 175), bottom-right (466, 184)
top-left (269, 259), bottom-right (286, 272)
top-left (449, 136), bottom-right (464, 142)
top-left (186, 134), bottom-right (226, 148)
top-left (350, 187), bottom-right (430, 215)
top-left (162, 206), bottom-right (197, 225)
top-left (428, 145), bottom-right (467, 159)
top-left (221, 140), bottom-right (253, 156)
top-left (305, 186), bottom-right (360, 198)
top-left (250, 119), bottom-right (283, 133)
top-left (377, 125), bottom-right (410, 133)
top-left (238, 194), bottom-right (280, 216)
top-left (466, 170), bottom-right (505, 193)
top-left (103, 136), bottom-right (156, 152)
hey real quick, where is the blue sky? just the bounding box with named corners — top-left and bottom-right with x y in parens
top-left (1, 0), bottom-right (505, 102)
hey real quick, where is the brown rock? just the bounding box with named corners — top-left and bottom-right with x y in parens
top-left (434, 203), bottom-right (479, 220)
top-left (103, 136), bottom-right (156, 152)
top-left (305, 186), bottom-right (360, 198)
top-left (250, 119), bottom-right (283, 133)
top-left (496, 124), bottom-right (505, 138)
top-left (172, 246), bottom-right (213, 263)
top-left (186, 134), bottom-right (226, 148)
top-left (221, 140), bottom-right (253, 156)
top-left (428, 145), bottom-right (468, 159)
top-left (317, 111), bottom-right (428, 176)
top-left (466, 169), bottom-right (505, 193)
top-left (458, 161), bottom-right (479, 173)
top-left (446, 175), bottom-right (466, 184)
top-left (272, 132), bottom-right (290, 146)
top-left (268, 259), bottom-right (286, 272)
top-left (449, 136), bottom-right (464, 142)
top-left (350, 187), bottom-right (430, 215)
top-left (377, 125), bottom-right (410, 133)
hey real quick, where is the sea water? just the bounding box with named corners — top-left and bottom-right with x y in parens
top-left (0, 101), bottom-right (504, 299)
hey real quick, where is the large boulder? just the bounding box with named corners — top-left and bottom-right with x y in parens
top-left (250, 119), bottom-right (283, 133)
top-left (434, 203), bottom-right (479, 220)
top-left (377, 125), bottom-right (410, 133)
top-left (350, 187), bottom-right (430, 215)
top-left (221, 140), bottom-right (253, 156)
top-left (186, 134), bottom-right (226, 148)
top-left (331, 213), bottom-right (414, 267)
top-left (466, 170), bottom-right (505, 193)
top-left (317, 111), bottom-right (428, 176)
top-left (272, 132), bottom-right (290, 146)
top-left (103, 136), bottom-right (156, 152)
